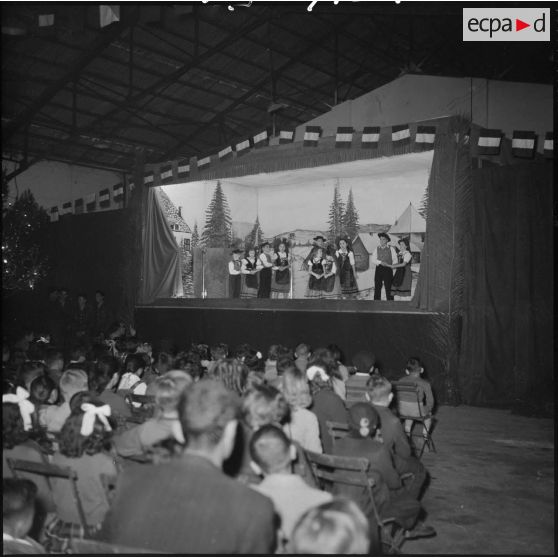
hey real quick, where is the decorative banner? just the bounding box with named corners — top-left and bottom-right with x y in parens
top-left (392, 124), bottom-right (411, 145)
top-left (236, 139), bottom-right (250, 156)
top-left (415, 125), bottom-right (436, 149)
top-left (361, 126), bottom-right (380, 148)
top-left (86, 193), bottom-right (96, 212)
top-left (160, 164), bottom-right (174, 184)
top-left (144, 170), bottom-right (154, 185)
top-left (100, 5), bottom-right (120, 28)
top-left (38, 14), bottom-right (55, 27)
top-left (478, 128), bottom-right (502, 156)
top-left (253, 130), bottom-right (268, 148)
top-left (177, 159), bottom-right (190, 179)
top-left (99, 188), bottom-right (110, 208)
top-left (113, 182), bottom-right (124, 202)
top-left (544, 132), bottom-right (553, 158)
top-left (512, 130), bottom-right (536, 159)
top-left (61, 201), bottom-right (73, 215)
top-left (303, 126), bottom-right (321, 147)
top-left (218, 146), bottom-right (233, 161)
top-left (279, 130), bottom-right (294, 144)
top-left (335, 127), bottom-right (353, 148)
top-left (74, 198), bottom-right (84, 214)
top-left (197, 156), bottom-right (211, 169)
top-left (50, 206), bottom-right (59, 223)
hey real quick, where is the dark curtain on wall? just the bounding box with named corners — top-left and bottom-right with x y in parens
top-left (139, 187), bottom-right (183, 303)
top-left (458, 161), bottom-right (553, 409)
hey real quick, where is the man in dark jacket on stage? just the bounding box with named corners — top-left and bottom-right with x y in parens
top-left (372, 232), bottom-right (398, 300)
top-left (99, 380), bottom-right (276, 554)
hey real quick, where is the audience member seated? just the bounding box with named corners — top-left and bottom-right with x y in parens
top-left (113, 375), bottom-right (187, 458)
top-left (310, 347), bottom-right (347, 401)
top-left (3, 478), bottom-right (47, 555)
top-left (117, 354), bottom-right (147, 397)
top-left (280, 367), bottom-right (322, 453)
top-left (44, 348), bottom-right (65, 385)
top-left (334, 403), bottom-right (435, 539)
top-left (289, 498), bottom-right (370, 555)
top-left (327, 344), bottom-right (350, 383)
top-left (264, 344), bottom-right (292, 383)
top-left (51, 392), bottom-right (118, 533)
top-left (396, 357), bottom-right (435, 437)
top-left (28, 375), bottom-right (59, 416)
top-left (13, 328), bottom-right (35, 359)
top-left (207, 358), bottom-right (249, 395)
top-left (346, 350), bottom-right (378, 403)
top-left (90, 356), bottom-right (131, 421)
top-left (99, 380), bottom-right (276, 554)
top-left (3, 388), bottom-right (55, 529)
top-left (250, 424), bottom-right (332, 547)
top-left (65, 344), bottom-right (87, 368)
top-left (366, 374), bottom-right (428, 501)
top-left (206, 342), bottom-right (229, 375)
top-left (39, 369), bottom-right (88, 434)
top-left (306, 360), bottom-right (348, 454)
top-left (17, 362), bottom-right (46, 392)
top-left (294, 343), bottom-right (311, 375)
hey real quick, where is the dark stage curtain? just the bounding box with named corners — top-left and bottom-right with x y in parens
top-left (458, 161), bottom-right (553, 409)
top-left (139, 187), bottom-right (183, 303)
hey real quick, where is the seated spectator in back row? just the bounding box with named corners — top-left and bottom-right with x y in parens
top-left (117, 354), bottom-right (147, 397)
top-left (3, 478), bottom-right (47, 555)
top-left (346, 350), bottom-right (378, 403)
top-left (39, 369), bottom-right (88, 433)
top-left (250, 424), bottom-right (332, 547)
top-left (294, 343), bottom-right (311, 375)
top-left (99, 380), bottom-right (276, 554)
top-left (92, 356), bottom-right (131, 421)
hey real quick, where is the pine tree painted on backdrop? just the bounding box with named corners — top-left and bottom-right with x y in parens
top-left (201, 181), bottom-right (232, 248)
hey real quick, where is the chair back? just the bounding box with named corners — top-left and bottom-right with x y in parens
top-left (7, 458), bottom-right (90, 537)
top-left (325, 420), bottom-right (350, 444)
top-left (392, 382), bottom-right (425, 418)
top-left (70, 538), bottom-right (160, 554)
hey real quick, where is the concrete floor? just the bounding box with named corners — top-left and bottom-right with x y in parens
top-left (401, 406), bottom-right (554, 556)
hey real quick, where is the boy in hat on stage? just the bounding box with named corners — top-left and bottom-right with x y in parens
top-left (228, 249), bottom-right (243, 298)
top-left (372, 232), bottom-right (398, 300)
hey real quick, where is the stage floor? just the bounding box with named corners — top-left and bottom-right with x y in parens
top-left (402, 405), bottom-right (554, 555)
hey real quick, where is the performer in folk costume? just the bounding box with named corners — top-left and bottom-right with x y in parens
top-left (335, 237), bottom-right (359, 299)
top-left (306, 247), bottom-right (326, 298)
top-left (321, 246), bottom-right (339, 299)
top-left (257, 242), bottom-right (275, 298)
top-left (228, 249), bottom-right (243, 299)
top-left (301, 235), bottom-right (327, 271)
top-left (271, 239), bottom-right (291, 299)
top-left (372, 232), bottom-right (398, 300)
top-left (241, 246), bottom-right (262, 299)
top-left (390, 237), bottom-right (413, 300)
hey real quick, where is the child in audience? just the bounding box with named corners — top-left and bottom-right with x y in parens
top-left (294, 343), bottom-right (311, 375)
top-left (306, 360), bottom-right (348, 454)
top-left (206, 343), bottom-right (229, 375)
top-left (207, 358), bottom-right (249, 395)
top-left (29, 374), bottom-right (59, 409)
top-left (280, 367), bottom-right (322, 453)
top-left (346, 350), bottom-right (378, 403)
top-left (39, 369), bottom-right (89, 433)
top-left (310, 347), bottom-right (346, 401)
top-left (45, 348), bottom-right (65, 384)
top-left (290, 498), bottom-right (371, 555)
top-left (17, 361), bottom-right (46, 392)
top-left (91, 356), bottom-right (131, 421)
top-left (250, 425), bottom-right (332, 547)
top-left (3, 478), bottom-right (47, 554)
top-left (396, 357), bottom-right (435, 437)
top-left (51, 392), bottom-right (118, 532)
top-left (116, 354), bottom-right (147, 396)
top-left (366, 374), bottom-right (427, 501)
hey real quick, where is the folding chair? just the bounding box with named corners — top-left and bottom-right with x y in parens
top-left (7, 458), bottom-right (91, 538)
top-left (325, 420), bottom-right (350, 448)
top-left (392, 382), bottom-right (436, 458)
top-left (71, 538), bottom-right (161, 554)
top-left (305, 450), bottom-right (407, 555)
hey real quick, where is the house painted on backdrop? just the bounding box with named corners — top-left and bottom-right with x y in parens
top-left (155, 188), bottom-right (192, 251)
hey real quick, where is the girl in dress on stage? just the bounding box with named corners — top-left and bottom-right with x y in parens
top-left (240, 246), bottom-right (262, 299)
top-left (306, 247), bottom-right (325, 298)
top-left (228, 249), bottom-right (243, 299)
top-left (257, 242), bottom-right (275, 298)
top-left (390, 238), bottom-right (413, 300)
top-left (271, 240), bottom-right (291, 299)
top-left (321, 246), bottom-right (339, 299)
top-left (335, 237), bottom-right (359, 299)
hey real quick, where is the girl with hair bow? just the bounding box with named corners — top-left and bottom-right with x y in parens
top-left (51, 392), bottom-right (118, 533)
top-left (2, 387), bottom-right (35, 431)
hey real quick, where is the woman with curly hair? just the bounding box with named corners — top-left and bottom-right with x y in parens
top-left (207, 358), bottom-right (250, 396)
top-left (280, 367), bottom-right (322, 453)
top-left (51, 391), bottom-right (118, 532)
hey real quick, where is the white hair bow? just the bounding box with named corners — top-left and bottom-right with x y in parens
top-left (2, 387), bottom-right (35, 431)
top-left (80, 403), bottom-right (112, 436)
top-left (306, 365), bottom-right (330, 382)
top-left (170, 421), bottom-right (185, 444)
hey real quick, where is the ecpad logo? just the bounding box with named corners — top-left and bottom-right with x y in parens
top-left (463, 8), bottom-right (549, 42)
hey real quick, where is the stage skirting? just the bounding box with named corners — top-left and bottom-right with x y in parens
top-left (135, 300), bottom-right (456, 405)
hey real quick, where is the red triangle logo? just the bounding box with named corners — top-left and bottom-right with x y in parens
top-left (516, 18), bottom-right (530, 31)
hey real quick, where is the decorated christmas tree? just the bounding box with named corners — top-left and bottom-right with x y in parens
top-left (201, 181), bottom-right (232, 247)
top-left (343, 188), bottom-right (360, 241)
top-left (2, 180), bottom-right (50, 293)
top-left (327, 180), bottom-right (345, 242)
